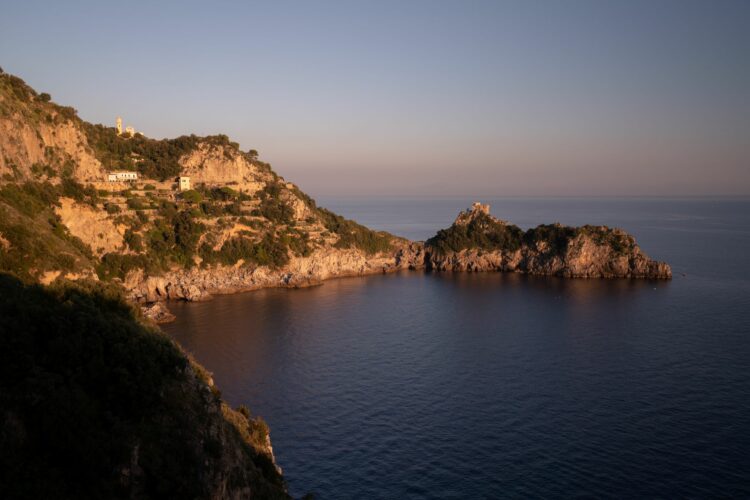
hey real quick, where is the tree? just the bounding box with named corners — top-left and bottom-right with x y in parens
top-left (39, 92), bottom-right (51, 102)
top-left (181, 189), bottom-right (203, 204)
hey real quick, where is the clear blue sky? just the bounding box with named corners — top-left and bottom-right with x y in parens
top-left (2, 0), bottom-right (748, 197)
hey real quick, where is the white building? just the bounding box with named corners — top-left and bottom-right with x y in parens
top-left (178, 176), bottom-right (191, 191)
top-left (107, 171), bottom-right (138, 182)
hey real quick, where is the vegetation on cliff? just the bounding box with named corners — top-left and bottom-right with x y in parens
top-left (317, 207), bottom-right (394, 254)
top-left (82, 123), bottom-right (250, 181)
top-left (0, 274), bottom-right (288, 499)
top-left (426, 212), bottom-right (523, 255)
top-left (0, 181), bottom-right (96, 281)
top-left (427, 211), bottom-right (635, 259)
top-left (1, 71), bottom-right (396, 281)
top-left (0, 71), bottom-right (78, 126)
top-left (423, 204), bottom-right (670, 278)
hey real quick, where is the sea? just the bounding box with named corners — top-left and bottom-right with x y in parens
top-left (162, 198), bottom-right (750, 499)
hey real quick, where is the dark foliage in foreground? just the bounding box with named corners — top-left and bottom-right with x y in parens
top-left (0, 275), bottom-right (288, 499)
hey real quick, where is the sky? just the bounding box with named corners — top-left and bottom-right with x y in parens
top-left (1, 0), bottom-right (749, 197)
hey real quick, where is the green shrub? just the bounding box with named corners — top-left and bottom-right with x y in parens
top-left (82, 123), bottom-right (243, 181)
top-left (0, 202), bottom-right (93, 281)
top-left (199, 200), bottom-right (223, 217)
top-left (523, 224), bottom-right (576, 255)
top-left (200, 233), bottom-right (289, 268)
top-left (157, 200), bottom-right (178, 219)
top-left (127, 197), bottom-right (145, 210)
top-left (318, 208), bottom-right (392, 254)
top-left (576, 225), bottom-right (632, 256)
top-left (181, 189), bottom-right (203, 204)
top-left (61, 177), bottom-right (98, 205)
top-left (426, 212), bottom-right (523, 254)
top-left (258, 185), bottom-right (294, 224)
top-left (0, 182), bottom-right (60, 216)
top-left (123, 229), bottom-right (143, 252)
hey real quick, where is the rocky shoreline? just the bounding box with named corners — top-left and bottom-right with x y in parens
top-left (135, 204), bottom-right (671, 323)
top-left (132, 243), bottom-right (424, 322)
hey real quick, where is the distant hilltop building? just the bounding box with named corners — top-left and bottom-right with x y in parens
top-left (453, 201), bottom-right (491, 225)
top-left (178, 176), bottom-right (191, 191)
top-left (471, 201), bottom-right (490, 215)
top-left (107, 171), bottom-right (138, 182)
top-left (116, 116), bottom-right (137, 137)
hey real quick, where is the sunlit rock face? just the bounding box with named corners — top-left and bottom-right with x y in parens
top-left (425, 203), bottom-right (671, 279)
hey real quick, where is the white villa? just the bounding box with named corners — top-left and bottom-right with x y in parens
top-left (107, 171), bottom-right (138, 182)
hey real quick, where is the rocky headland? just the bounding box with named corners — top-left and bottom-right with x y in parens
top-left (423, 202), bottom-right (671, 279)
top-left (0, 70), bottom-right (670, 496)
top-left (129, 201), bottom-right (670, 321)
top-left (0, 71), bottom-right (670, 317)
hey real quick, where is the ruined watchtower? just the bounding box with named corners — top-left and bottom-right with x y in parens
top-left (116, 116), bottom-right (123, 135)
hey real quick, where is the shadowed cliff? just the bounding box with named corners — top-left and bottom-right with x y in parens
top-left (0, 274), bottom-right (289, 499)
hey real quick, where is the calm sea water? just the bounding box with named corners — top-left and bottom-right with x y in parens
top-left (163, 198), bottom-right (750, 498)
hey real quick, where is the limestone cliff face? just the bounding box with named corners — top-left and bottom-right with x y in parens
top-left (129, 197), bottom-right (672, 314)
top-left (0, 76), bottom-right (105, 183)
top-left (0, 113), bottom-right (104, 183)
top-left (519, 229), bottom-right (671, 278)
top-left (1, 71), bottom-right (671, 309)
top-left (179, 143), bottom-right (269, 193)
top-left (129, 242), bottom-right (422, 306)
top-left (425, 203), bottom-right (672, 279)
top-left (55, 197), bottom-right (127, 255)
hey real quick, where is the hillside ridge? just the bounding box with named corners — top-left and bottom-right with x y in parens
top-left (0, 70), bottom-right (671, 302)
top-left (0, 69), bottom-right (670, 496)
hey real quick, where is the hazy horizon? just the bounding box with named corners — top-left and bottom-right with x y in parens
top-left (2, 0), bottom-right (748, 198)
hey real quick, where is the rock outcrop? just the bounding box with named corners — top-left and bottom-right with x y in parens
top-left (424, 203), bottom-right (671, 279)
top-left (126, 243), bottom-right (422, 304)
top-left (0, 72), bottom-right (671, 307)
top-left (179, 143), bottom-right (268, 193)
top-left (125, 201), bottom-right (670, 315)
top-left (55, 197), bottom-right (126, 255)
top-left (0, 76), bottom-right (105, 183)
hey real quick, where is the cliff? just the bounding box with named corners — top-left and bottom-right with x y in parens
top-left (424, 202), bottom-right (671, 279)
top-left (0, 274), bottom-right (289, 499)
top-left (0, 70), bottom-right (672, 495)
top-left (0, 71), bottom-right (401, 295)
top-left (0, 74), bottom-right (102, 183)
top-left (0, 71), bottom-right (669, 309)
